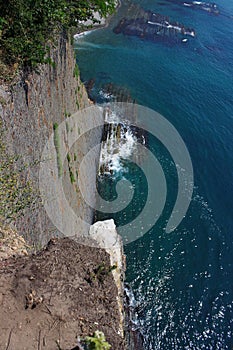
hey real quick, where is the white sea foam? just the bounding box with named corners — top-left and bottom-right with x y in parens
top-left (99, 89), bottom-right (115, 101)
top-left (73, 30), bottom-right (93, 40)
top-left (99, 108), bottom-right (137, 175)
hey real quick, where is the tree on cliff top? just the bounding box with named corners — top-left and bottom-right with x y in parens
top-left (0, 0), bottom-right (115, 72)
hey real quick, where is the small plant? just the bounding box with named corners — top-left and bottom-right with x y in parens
top-left (87, 263), bottom-right (117, 284)
top-left (69, 169), bottom-right (75, 184)
top-left (81, 330), bottom-right (111, 350)
top-left (67, 153), bottom-right (71, 163)
top-left (95, 263), bottom-right (117, 278)
top-left (0, 96), bottom-right (6, 106)
top-left (64, 110), bottom-right (71, 118)
top-left (53, 122), bottom-right (58, 131)
top-left (53, 123), bottom-right (62, 177)
top-left (73, 63), bottom-right (80, 79)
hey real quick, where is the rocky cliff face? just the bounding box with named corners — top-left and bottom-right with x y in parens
top-left (0, 33), bottom-right (102, 246)
top-left (89, 219), bottom-right (125, 337)
top-left (0, 33), bottom-right (126, 349)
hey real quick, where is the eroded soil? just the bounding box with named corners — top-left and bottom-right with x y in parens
top-left (0, 237), bottom-right (125, 349)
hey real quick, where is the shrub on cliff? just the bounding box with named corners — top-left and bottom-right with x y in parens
top-left (0, 0), bottom-right (115, 71)
top-left (80, 330), bottom-right (111, 349)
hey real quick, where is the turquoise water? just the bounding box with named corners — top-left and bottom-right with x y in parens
top-left (75, 0), bottom-right (233, 348)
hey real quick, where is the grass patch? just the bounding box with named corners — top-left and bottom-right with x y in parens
top-left (53, 123), bottom-right (63, 177)
top-left (73, 63), bottom-right (80, 79)
top-left (0, 122), bottom-right (37, 221)
top-left (86, 262), bottom-right (117, 284)
top-left (69, 169), bottom-right (75, 184)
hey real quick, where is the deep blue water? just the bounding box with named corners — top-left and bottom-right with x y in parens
top-left (75, 0), bottom-right (233, 348)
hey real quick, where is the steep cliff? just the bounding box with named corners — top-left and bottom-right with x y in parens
top-left (0, 32), bottom-right (126, 349)
top-left (0, 33), bottom-right (101, 246)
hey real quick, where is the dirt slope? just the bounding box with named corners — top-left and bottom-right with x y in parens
top-left (0, 237), bottom-right (125, 349)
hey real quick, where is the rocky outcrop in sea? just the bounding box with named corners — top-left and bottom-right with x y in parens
top-left (113, 6), bottom-right (196, 44)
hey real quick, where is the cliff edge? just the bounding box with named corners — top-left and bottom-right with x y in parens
top-left (0, 231), bottom-right (125, 349)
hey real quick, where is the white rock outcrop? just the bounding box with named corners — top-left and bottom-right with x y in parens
top-left (89, 219), bottom-right (125, 336)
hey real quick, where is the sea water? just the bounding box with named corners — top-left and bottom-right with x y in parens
top-left (75, 0), bottom-right (233, 348)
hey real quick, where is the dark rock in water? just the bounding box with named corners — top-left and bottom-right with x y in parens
top-left (113, 8), bottom-right (195, 44)
top-left (85, 78), bottom-right (95, 95)
top-left (166, 0), bottom-right (220, 15)
top-left (86, 79), bottom-right (135, 104)
top-left (124, 284), bottom-right (144, 350)
top-left (101, 83), bottom-right (134, 103)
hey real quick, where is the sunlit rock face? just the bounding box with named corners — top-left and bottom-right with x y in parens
top-left (89, 219), bottom-right (125, 336)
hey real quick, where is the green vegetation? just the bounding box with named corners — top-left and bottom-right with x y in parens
top-left (0, 123), bottom-right (37, 221)
top-left (73, 63), bottom-right (80, 79)
top-left (0, 0), bottom-right (115, 74)
top-left (53, 123), bottom-right (63, 177)
top-left (87, 262), bottom-right (117, 284)
top-left (83, 330), bottom-right (111, 350)
top-left (69, 169), bottom-right (75, 184)
top-left (53, 126), bottom-right (77, 183)
top-left (66, 152), bottom-right (75, 184)
top-left (64, 110), bottom-right (71, 118)
top-left (0, 96), bottom-right (6, 106)
top-left (65, 121), bottom-right (69, 133)
top-left (94, 262), bottom-right (117, 281)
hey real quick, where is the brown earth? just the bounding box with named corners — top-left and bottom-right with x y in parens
top-left (0, 224), bottom-right (30, 261)
top-left (0, 237), bottom-right (125, 350)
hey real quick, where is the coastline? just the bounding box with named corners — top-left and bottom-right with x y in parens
top-left (73, 2), bottom-right (147, 347)
top-left (74, 0), bottom-right (121, 39)
top-left (71, 0), bottom-right (233, 348)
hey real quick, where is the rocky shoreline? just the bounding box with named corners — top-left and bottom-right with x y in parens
top-left (74, 0), bottom-right (121, 38)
